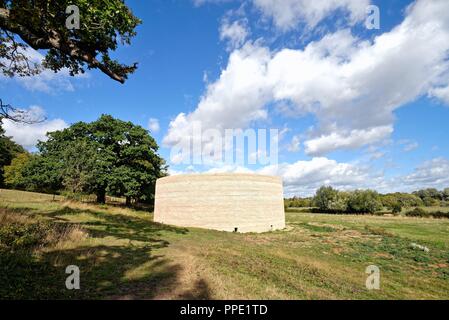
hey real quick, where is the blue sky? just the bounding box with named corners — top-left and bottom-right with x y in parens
top-left (2, 0), bottom-right (449, 196)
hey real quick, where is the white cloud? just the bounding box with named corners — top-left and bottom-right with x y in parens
top-left (163, 43), bottom-right (272, 149)
top-left (398, 158), bottom-right (449, 191)
top-left (192, 0), bottom-right (233, 7)
top-left (165, 0), bottom-right (449, 156)
top-left (403, 142), bottom-right (419, 152)
top-left (258, 157), bottom-right (381, 196)
top-left (168, 154), bottom-right (449, 196)
top-left (252, 0), bottom-right (371, 31)
top-left (287, 135), bottom-right (301, 152)
top-left (148, 118), bottom-right (160, 133)
top-left (0, 46), bottom-right (85, 93)
top-left (220, 18), bottom-right (249, 50)
top-left (168, 157), bottom-right (381, 197)
top-left (3, 106), bottom-right (68, 149)
top-left (304, 126), bottom-right (393, 156)
top-left (430, 85), bottom-right (449, 105)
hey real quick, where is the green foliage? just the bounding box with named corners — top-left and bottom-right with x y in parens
top-left (284, 196), bottom-right (312, 208)
top-left (405, 208), bottom-right (429, 218)
top-left (422, 197), bottom-right (439, 207)
top-left (443, 188), bottom-right (449, 201)
top-left (1, 0), bottom-right (141, 82)
top-left (0, 121), bottom-right (25, 186)
top-left (3, 152), bottom-right (30, 189)
top-left (413, 188), bottom-right (445, 206)
top-left (405, 208), bottom-right (449, 219)
top-left (381, 193), bottom-right (424, 208)
top-left (391, 202), bottom-right (403, 215)
top-left (59, 139), bottom-right (108, 196)
top-left (347, 190), bottom-right (382, 214)
top-left (31, 114), bottom-right (166, 204)
top-left (19, 155), bottom-right (63, 193)
top-left (313, 186), bottom-right (348, 212)
top-left (0, 221), bottom-right (51, 250)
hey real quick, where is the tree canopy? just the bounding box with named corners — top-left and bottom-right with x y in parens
top-left (3, 152), bottom-right (30, 189)
top-left (0, 120), bottom-right (25, 186)
top-left (0, 0), bottom-right (141, 83)
top-left (34, 114), bottom-right (167, 204)
top-left (313, 186), bottom-right (348, 212)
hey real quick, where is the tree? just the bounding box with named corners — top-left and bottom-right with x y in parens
top-left (0, 0), bottom-right (141, 83)
top-left (390, 202), bottom-right (403, 215)
top-left (347, 190), bottom-right (382, 214)
top-left (413, 188), bottom-right (443, 201)
top-left (313, 186), bottom-right (348, 212)
top-left (422, 196), bottom-right (439, 207)
top-left (3, 152), bottom-right (30, 189)
top-left (20, 155), bottom-right (63, 193)
top-left (443, 188), bottom-right (449, 201)
top-left (1, 98), bottom-right (46, 123)
top-left (37, 115), bottom-right (166, 204)
top-left (0, 120), bottom-right (24, 186)
top-left (55, 138), bottom-right (110, 199)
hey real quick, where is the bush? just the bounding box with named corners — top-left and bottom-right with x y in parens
top-left (347, 190), bottom-right (382, 214)
top-left (3, 153), bottom-right (32, 190)
top-left (313, 186), bottom-right (348, 212)
top-left (284, 197), bottom-right (312, 208)
top-left (381, 193), bottom-right (424, 207)
top-left (390, 202), bottom-right (403, 215)
top-left (405, 208), bottom-right (449, 219)
top-left (405, 207), bottom-right (428, 217)
top-left (429, 211), bottom-right (449, 219)
top-left (0, 222), bottom-right (51, 250)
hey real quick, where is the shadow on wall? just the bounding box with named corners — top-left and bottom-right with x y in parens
top-left (0, 206), bottom-right (211, 300)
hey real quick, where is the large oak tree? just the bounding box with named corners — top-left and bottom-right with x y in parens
top-left (37, 115), bottom-right (166, 204)
top-left (1, 1), bottom-right (141, 121)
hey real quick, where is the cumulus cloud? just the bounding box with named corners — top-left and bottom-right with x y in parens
top-left (165, 0), bottom-right (449, 156)
top-left (398, 158), bottom-right (449, 191)
top-left (258, 157), bottom-right (381, 196)
top-left (304, 126), bottom-right (393, 156)
top-left (163, 43), bottom-right (272, 149)
top-left (168, 154), bottom-right (449, 196)
top-left (0, 46), bottom-right (85, 93)
top-left (220, 18), bottom-right (249, 50)
top-left (165, 157), bottom-right (379, 196)
top-left (3, 106), bottom-right (68, 149)
top-left (430, 85), bottom-right (449, 105)
top-left (287, 135), bottom-right (301, 152)
top-left (252, 0), bottom-right (371, 31)
top-left (148, 118), bottom-right (160, 133)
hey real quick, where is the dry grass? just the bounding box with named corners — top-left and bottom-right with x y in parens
top-left (1, 189), bottom-right (449, 300)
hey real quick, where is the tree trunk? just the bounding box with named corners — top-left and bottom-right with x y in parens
top-left (96, 189), bottom-right (106, 204)
top-left (125, 196), bottom-right (131, 207)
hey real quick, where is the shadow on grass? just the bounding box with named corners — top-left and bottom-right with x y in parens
top-left (0, 205), bottom-right (212, 300)
top-left (45, 206), bottom-right (187, 243)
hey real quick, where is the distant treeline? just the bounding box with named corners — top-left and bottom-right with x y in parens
top-left (285, 186), bottom-right (449, 215)
top-left (0, 115), bottom-right (166, 206)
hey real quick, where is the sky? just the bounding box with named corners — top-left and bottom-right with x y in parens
top-left (1, 0), bottom-right (449, 196)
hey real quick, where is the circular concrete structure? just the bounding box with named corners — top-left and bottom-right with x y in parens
top-left (154, 173), bottom-right (285, 233)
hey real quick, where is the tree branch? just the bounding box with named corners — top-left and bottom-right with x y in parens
top-left (1, 7), bottom-right (130, 83)
top-left (0, 99), bottom-right (46, 124)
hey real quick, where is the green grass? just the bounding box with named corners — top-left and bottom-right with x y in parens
top-left (1, 189), bottom-right (449, 300)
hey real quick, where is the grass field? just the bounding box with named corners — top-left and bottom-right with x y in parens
top-left (1, 189), bottom-right (448, 300)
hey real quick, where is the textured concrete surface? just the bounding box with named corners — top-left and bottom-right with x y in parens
top-left (154, 173), bottom-right (285, 233)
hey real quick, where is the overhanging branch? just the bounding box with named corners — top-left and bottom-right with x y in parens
top-left (1, 7), bottom-right (132, 83)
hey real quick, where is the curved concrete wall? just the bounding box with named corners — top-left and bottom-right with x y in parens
top-left (154, 173), bottom-right (285, 233)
